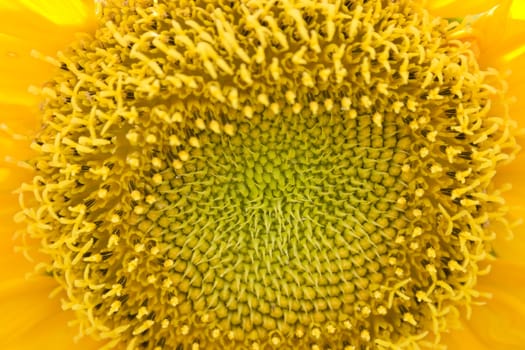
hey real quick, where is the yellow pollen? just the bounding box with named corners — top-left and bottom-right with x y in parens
top-left (361, 330), bottom-right (371, 342)
top-left (97, 188), bottom-right (108, 199)
top-left (146, 134), bottom-right (157, 144)
top-left (169, 135), bottom-right (181, 146)
top-left (161, 319), bottom-right (170, 329)
top-left (126, 156), bottom-right (140, 169)
top-left (311, 328), bottom-right (321, 339)
top-left (178, 150), bottom-right (190, 162)
top-left (195, 118), bottom-right (206, 130)
top-left (151, 157), bottom-right (162, 169)
top-left (211, 329), bottom-right (221, 339)
top-left (133, 206), bottom-right (145, 215)
top-left (296, 328), bottom-right (305, 338)
top-left (169, 296), bottom-right (179, 307)
top-left (152, 174), bottom-right (163, 185)
top-left (172, 159), bottom-right (183, 170)
top-left (209, 120), bottom-right (221, 134)
top-left (126, 131), bottom-right (139, 145)
top-left (373, 112), bottom-right (383, 128)
top-left (377, 306), bottom-right (388, 315)
top-left (223, 124), bottom-right (236, 136)
top-left (188, 136), bottom-right (201, 148)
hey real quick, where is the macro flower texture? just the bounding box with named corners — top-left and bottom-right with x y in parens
top-left (1, 0), bottom-right (525, 349)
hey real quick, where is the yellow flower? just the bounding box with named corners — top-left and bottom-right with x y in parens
top-left (0, 0), bottom-right (524, 349)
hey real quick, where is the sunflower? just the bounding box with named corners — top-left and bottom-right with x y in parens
top-left (0, 0), bottom-right (524, 349)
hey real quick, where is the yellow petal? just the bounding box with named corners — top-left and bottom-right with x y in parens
top-left (468, 260), bottom-right (525, 349)
top-left (510, 0), bottom-right (525, 20)
top-left (444, 259), bottom-right (525, 349)
top-left (464, 1), bottom-right (525, 68)
top-left (16, 0), bottom-right (92, 26)
top-left (0, 1), bottom-right (23, 11)
top-left (0, 0), bottom-right (96, 49)
top-left (442, 324), bottom-right (492, 350)
top-left (0, 104), bottom-right (40, 135)
top-left (482, 259), bottom-right (525, 295)
top-left (0, 35), bottom-right (49, 105)
top-left (0, 276), bottom-right (100, 350)
top-left (0, 1), bottom-right (96, 105)
top-left (492, 131), bottom-right (525, 262)
top-left (424, 0), bottom-right (500, 17)
top-left (0, 2), bottom-right (98, 347)
top-left (499, 17), bottom-right (525, 64)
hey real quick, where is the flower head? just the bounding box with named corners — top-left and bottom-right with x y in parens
top-left (1, 0), bottom-right (524, 349)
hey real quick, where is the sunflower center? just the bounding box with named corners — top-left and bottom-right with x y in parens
top-left (154, 105), bottom-right (409, 343)
top-left (19, 0), bottom-right (517, 349)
